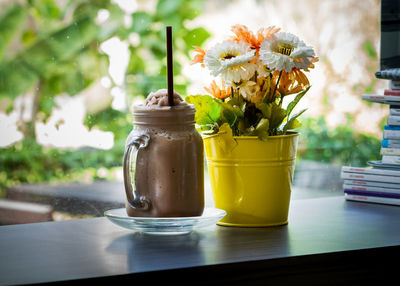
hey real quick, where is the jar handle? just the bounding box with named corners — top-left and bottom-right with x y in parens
top-left (123, 134), bottom-right (151, 211)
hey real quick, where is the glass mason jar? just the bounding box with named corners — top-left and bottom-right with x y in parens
top-left (123, 104), bottom-right (204, 217)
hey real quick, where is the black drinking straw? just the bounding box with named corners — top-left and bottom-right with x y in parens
top-left (166, 26), bottom-right (174, 106)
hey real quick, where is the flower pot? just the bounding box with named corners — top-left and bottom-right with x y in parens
top-left (203, 132), bottom-right (299, 227)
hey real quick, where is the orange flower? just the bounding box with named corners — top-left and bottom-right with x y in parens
top-left (294, 56), bottom-right (319, 71)
top-left (292, 69), bottom-right (310, 87)
top-left (204, 80), bottom-right (232, 99)
top-left (231, 25), bottom-right (258, 49)
top-left (305, 57), bottom-right (319, 71)
top-left (273, 69), bottom-right (309, 96)
top-left (257, 26), bottom-right (281, 42)
top-left (230, 24), bottom-right (280, 52)
top-left (191, 46), bottom-right (206, 67)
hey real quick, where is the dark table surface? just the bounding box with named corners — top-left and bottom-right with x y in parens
top-left (1, 196), bottom-right (399, 285)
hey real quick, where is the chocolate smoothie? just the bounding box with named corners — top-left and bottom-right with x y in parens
top-left (124, 89), bottom-right (204, 217)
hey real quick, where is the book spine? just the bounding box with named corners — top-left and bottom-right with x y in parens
top-left (381, 139), bottom-right (400, 148)
top-left (383, 130), bottom-right (400, 139)
top-left (361, 94), bottom-right (385, 103)
top-left (385, 95), bottom-right (400, 102)
top-left (341, 165), bottom-right (400, 176)
top-left (343, 184), bottom-right (400, 194)
top-left (385, 89), bottom-right (400, 95)
top-left (361, 94), bottom-right (400, 104)
top-left (344, 189), bottom-right (400, 199)
top-left (390, 80), bottom-right (400, 90)
top-left (344, 193), bottom-right (400, 206)
top-left (384, 125), bottom-right (400, 130)
top-left (387, 115), bottom-right (400, 125)
top-left (381, 147), bottom-right (400, 155)
top-left (343, 179), bottom-right (400, 189)
top-left (340, 172), bottom-right (400, 183)
top-left (382, 155), bottom-right (400, 164)
top-left (390, 107), bottom-right (400, 116)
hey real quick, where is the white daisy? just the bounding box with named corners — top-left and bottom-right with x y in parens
top-left (259, 32), bottom-right (315, 73)
top-left (204, 41), bottom-right (257, 82)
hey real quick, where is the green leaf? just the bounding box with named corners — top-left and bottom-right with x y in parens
top-left (131, 12), bottom-right (152, 34)
top-left (269, 103), bottom-right (287, 130)
top-left (51, 70), bottom-right (86, 95)
top-left (255, 118), bottom-right (270, 141)
top-left (19, 40), bottom-right (57, 76)
top-left (286, 118), bottom-right (302, 129)
top-left (156, 0), bottom-right (184, 18)
top-left (183, 27), bottom-right (210, 50)
top-left (215, 123), bottom-right (237, 153)
top-left (30, 0), bottom-right (61, 19)
top-left (179, 0), bottom-right (203, 20)
top-left (1, 16), bottom-right (101, 97)
top-left (21, 29), bottom-right (36, 47)
top-left (221, 101), bottom-right (243, 119)
top-left (127, 51), bottom-right (145, 73)
top-left (38, 94), bottom-right (56, 119)
top-left (186, 95), bottom-right (221, 125)
top-left (255, 102), bottom-right (272, 118)
top-left (220, 102), bottom-right (245, 135)
top-left (222, 109), bottom-right (237, 126)
top-left (0, 4), bottom-right (27, 62)
top-left (0, 60), bottom-right (39, 97)
top-left (46, 16), bottom-right (99, 61)
top-left (286, 86), bottom-right (310, 117)
top-left (282, 108), bottom-right (307, 133)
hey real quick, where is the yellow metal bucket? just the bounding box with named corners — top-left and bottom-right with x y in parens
top-left (204, 132), bottom-right (299, 227)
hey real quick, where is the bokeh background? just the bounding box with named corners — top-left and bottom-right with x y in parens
top-left (0, 0), bottom-right (386, 197)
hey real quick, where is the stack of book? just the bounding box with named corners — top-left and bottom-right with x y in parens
top-left (362, 79), bottom-right (400, 167)
top-left (341, 73), bottom-right (400, 206)
top-left (341, 166), bottom-right (400, 205)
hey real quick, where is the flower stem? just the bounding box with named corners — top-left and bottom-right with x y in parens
top-left (271, 70), bottom-right (282, 101)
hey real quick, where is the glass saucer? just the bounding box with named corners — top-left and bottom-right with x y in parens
top-left (104, 207), bottom-right (226, 235)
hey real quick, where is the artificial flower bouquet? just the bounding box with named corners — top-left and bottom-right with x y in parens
top-left (186, 25), bottom-right (318, 140)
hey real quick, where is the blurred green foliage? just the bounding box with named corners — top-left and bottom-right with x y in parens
top-left (0, 138), bottom-right (123, 196)
top-left (297, 116), bottom-right (381, 166)
top-left (363, 40), bottom-right (378, 61)
top-left (0, 0), bottom-right (210, 193)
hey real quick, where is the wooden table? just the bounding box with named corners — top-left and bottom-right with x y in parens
top-left (0, 196), bottom-right (399, 285)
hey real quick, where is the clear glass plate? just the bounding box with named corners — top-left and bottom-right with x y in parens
top-left (104, 207), bottom-right (226, 235)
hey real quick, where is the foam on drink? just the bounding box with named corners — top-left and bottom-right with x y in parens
top-left (144, 89), bottom-right (188, 107)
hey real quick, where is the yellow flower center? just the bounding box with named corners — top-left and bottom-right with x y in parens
top-left (220, 51), bottom-right (240, 60)
top-left (277, 43), bottom-right (294, 56)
